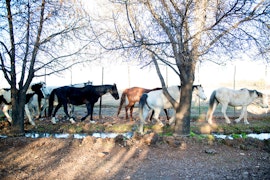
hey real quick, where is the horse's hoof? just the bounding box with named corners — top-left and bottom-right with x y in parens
top-left (207, 120), bottom-right (213, 125)
top-left (51, 117), bottom-right (57, 124)
top-left (70, 118), bottom-right (76, 124)
top-left (30, 122), bottom-right (36, 126)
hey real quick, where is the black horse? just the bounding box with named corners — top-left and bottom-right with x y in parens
top-left (48, 84), bottom-right (119, 124)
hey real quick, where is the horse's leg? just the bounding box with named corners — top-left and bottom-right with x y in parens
top-left (62, 102), bottom-right (75, 124)
top-left (235, 106), bottom-right (248, 124)
top-left (125, 105), bottom-right (129, 119)
top-left (130, 105), bottom-right (135, 121)
top-left (2, 105), bottom-right (12, 124)
top-left (207, 102), bottom-right (218, 124)
top-left (25, 104), bottom-right (36, 126)
top-left (68, 104), bottom-right (74, 117)
top-left (89, 103), bottom-right (95, 123)
top-left (168, 110), bottom-right (176, 126)
top-left (243, 106), bottom-right (249, 124)
top-left (41, 99), bottom-right (48, 117)
top-left (221, 103), bottom-right (231, 124)
top-left (51, 103), bottom-right (62, 124)
top-left (139, 105), bottom-right (149, 134)
top-left (37, 97), bottom-right (42, 118)
top-left (152, 108), bottom-right (164, 127)
top-left (149, 110), bottom-right (154, 122)
top-left (148, 109), bottom-right (162, 123)
top-left (81, 103), bottom-right (94, 123)
top-left (164, 109), bottom-right (169, 121)
top-left (39, 99), bottom-right (47, 118)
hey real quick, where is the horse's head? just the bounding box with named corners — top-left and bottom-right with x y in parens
top-left (28, 82), bottom-right (50, 98)
top-left (0, 89), bottom-right (11, 105)
top-left (193, 85), bottom-right (207, 100)
top-left (110, 83), bottom-right (119, 100)
top-left (0, 88), bottom-right (11, 104)
top-left (255, 91), bottom-right (268, 108)
top-left (40, 83), bottom-right (50, 98)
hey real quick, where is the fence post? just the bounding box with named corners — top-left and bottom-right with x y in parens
top-left (233, 65), bottom-right (236, 116)
top-left (128, 65), bottom-right (130, 88)
top-left (99, 67), bottom-right (104, 119)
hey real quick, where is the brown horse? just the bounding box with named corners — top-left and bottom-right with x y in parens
top-left (117, 87), bottom-right (169, 121)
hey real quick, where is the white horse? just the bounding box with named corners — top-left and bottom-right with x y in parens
top-left (0, 82), bottom-right (49, 126)
top-left (138, 85), bottom-right (207, 134)
top-left (206, 87), bottom-right (269, 125)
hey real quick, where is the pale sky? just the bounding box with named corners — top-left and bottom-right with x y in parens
top-left (1, 0), bottom-right (269, 96)
top-left (29, 58), bottom-right (269, 97)
top-left (1, 58), bottom-right (269, 97)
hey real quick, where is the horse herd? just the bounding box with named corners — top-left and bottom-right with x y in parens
top-left (0, 82), bottom-right (269, 133)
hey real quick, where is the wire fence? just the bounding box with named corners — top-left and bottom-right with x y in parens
top-left (86, 63), bottom-right (270, 119)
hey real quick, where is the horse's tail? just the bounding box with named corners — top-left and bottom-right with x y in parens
top-left (48, 89), bottom-right (56, 117)
top-left (206, 90), bottom-right (219, 122)
top-left (138, 93), bottom-right (149, 134)
top-left (139, 93), bottom-right (148, 121)
top-left (117, 90), bottom-right (127, 116)
top-left (145, 87), bottom-right (162, 93)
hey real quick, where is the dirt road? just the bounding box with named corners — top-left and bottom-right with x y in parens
top-left (0, 98), bottom-right (270, 179)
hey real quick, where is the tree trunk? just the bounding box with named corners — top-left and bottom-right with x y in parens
top-left (173, 58), bottom-right (195, 136)
top-left (173, 82), bottom-right (193, 136)
top-left (10, 90), bottom-right (26, 136)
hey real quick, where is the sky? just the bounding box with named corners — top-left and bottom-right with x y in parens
top-left (0, 57), bottom-right (269, 99)
top-left (0, 0), bottom-right (269, 96)
top-left (27, 58), bottom-right (270, 98)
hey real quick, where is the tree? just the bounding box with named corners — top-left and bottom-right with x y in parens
top-left (0, 0), bottom-right (91, 135)
top-left (90, 0), bottom-right (270, 136)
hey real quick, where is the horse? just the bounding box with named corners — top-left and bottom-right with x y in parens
top-left (117, 87), bottom-right (169, 121)
top-left (28, 81), bottom-right (93, 118)
top-left (138, 85), bottom-right (207, 134)
top-left (48, 84), bottom-right (119, 124)
top-left (206, 87), bottom-right (269, 125)
top-left (0, 82), bottom-right (48, 126)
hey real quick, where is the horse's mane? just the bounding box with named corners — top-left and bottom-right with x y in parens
top-left (192, 85), bottom-right (201, 90)
top-left (240, 88), bottom-right (262, 98)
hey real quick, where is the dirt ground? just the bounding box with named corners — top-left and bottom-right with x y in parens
top-left (0, 106), bottom-right (270, 180)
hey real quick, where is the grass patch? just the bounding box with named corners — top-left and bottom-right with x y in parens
top-left (1, 113), bottom-right (270, 137)
top-left (104, 124), bottom-right (134, 133)
top-left (191, 118), bottom-right (270, 135)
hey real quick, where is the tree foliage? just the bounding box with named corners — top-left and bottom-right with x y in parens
top-left (0, 0), bottom-right (91, 135)
top-left (91, 0), bottom-right (270, 135)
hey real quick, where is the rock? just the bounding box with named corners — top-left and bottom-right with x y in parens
top-left (242, 171), bottom-right (249, 178)
top-left (97, 152), bottom-right (109, 157)
top-left (142, 132), bottom-right (159, 145)
top-left (115, 135), bottom-right (127, 147)
top-left (239, 144), bottom-right (249, 150)
top-left (164, 136), bottom-right (181, 148)
top-left (205, 149), bottom-right (217, 154)
top-left (132, 131), bottom-right (143, 140)
top-left (81, 136), bottom-right (96, 145)
top-left (125, 176), bottom-right (131, 179)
